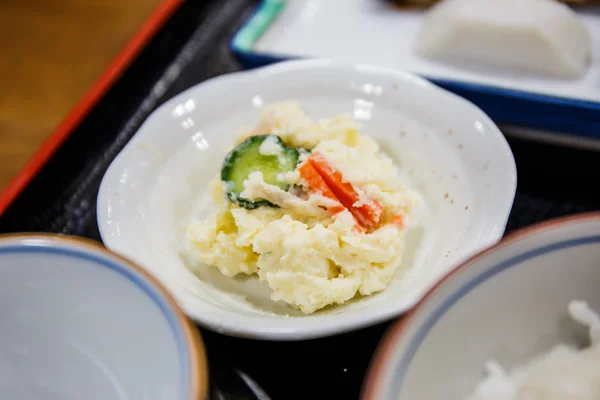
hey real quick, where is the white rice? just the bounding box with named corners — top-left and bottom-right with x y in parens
top-left (466, 300), bottom-right (600, 400)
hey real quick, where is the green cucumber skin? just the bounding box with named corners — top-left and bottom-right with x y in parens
top-left (230, 196), bottom-right (273, 210)
top-left (221, 135), bottom-right (300, 209)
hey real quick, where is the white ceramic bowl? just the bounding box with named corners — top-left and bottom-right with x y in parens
top-left (0, 234), bottom-right (208, 400)
top-left (362, 212), bottom-right (600, 400)
top-left (96, 59), bottom-right (516, 340)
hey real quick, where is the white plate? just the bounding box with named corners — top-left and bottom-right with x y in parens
top-left (96, 59), bottom-right (516, 340)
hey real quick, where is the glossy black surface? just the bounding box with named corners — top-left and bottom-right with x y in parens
top-left (1, 1), bottom-right (600, 399)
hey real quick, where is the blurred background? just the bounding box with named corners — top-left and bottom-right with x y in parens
top-left (0, 0), bottom-right (162, 189)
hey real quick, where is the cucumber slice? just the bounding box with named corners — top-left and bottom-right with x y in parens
top-left (221, 135), bottom-right (300, 209)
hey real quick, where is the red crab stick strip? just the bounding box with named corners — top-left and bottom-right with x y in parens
top-left (298, 160), bottom-right (366, 232)
top-left (308, 153), bottom-right (384, 229)
top-left (298, 161), bottom-right (345, 214)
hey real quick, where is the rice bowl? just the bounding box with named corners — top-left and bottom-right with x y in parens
top-left (362, 212), bottom-right (600, 399)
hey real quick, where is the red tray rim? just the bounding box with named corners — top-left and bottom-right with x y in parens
top-left (0, 0), bottom-right (184, 217)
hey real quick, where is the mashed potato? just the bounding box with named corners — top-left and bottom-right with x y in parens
top-left (183, 102), bottom-right (420, 314)
top-left (466, 300), bottom-right (600, 400)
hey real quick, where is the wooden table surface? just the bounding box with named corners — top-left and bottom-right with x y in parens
top-left (0, 0), bottom-right (164, 190)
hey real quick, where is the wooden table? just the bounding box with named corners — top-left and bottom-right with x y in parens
top-left (0, 0), bottom-right (164, 190)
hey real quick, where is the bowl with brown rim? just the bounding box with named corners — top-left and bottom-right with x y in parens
top-left (0, 233), bottom-right (208, 399)
top-left (362, 212), bottom-right (600, 400)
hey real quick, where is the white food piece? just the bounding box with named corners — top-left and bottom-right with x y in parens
top-left (258, 134), bottom-right (288, 165)
top-left (466, 300), bottom-right (600, 400)
top-left (258, 135), bottom-right (283, 156)
top-left (415, 0), bottom-right (592, 78)
top-left (569, 299), bottom-right (600, 345)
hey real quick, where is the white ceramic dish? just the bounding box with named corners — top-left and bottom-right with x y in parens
top-left (362, 212), bottom-right (600, 400)
top-left (96, 59), bottom-right (516, 340)
top-left (0, 234), bottom-right (208, 400)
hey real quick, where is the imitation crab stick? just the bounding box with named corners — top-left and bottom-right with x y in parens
top-left (298, 161), bottom-right (345, 214)
top-left (307, 153), bottom-right (384, 229)
top-left (298, 159), bottom-right (366, 232)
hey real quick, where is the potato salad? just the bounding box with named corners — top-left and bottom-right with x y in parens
top-left (184, 102), bottom-right (420, 314)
